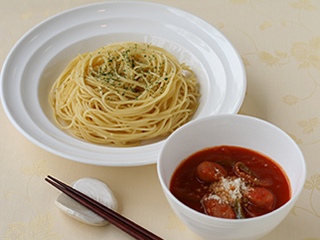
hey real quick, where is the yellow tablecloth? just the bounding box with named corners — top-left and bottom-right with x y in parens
top-left (1, 0), bottom-right (319, 239)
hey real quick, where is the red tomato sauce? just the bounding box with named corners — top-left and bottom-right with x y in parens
top-left (169, 145), bottom-right (291, 219)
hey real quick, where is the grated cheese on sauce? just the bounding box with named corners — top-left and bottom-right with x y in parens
top-left (205, 176), bottom-right (250, 207)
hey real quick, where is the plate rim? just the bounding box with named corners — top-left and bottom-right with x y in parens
top-left (0, 1), bottom-right (246, 166)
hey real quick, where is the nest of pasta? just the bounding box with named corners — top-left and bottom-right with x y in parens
top-left (49, 42), bottom-right (200, 146)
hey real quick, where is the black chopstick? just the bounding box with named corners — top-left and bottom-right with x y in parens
top-left (45, 175), bottom-right (163, 240)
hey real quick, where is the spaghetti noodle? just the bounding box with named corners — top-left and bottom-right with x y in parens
top-left (49, 42), bottom-right (200, 146)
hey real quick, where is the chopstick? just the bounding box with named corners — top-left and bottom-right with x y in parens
top-left (45, 175), bottom-right (163, 240)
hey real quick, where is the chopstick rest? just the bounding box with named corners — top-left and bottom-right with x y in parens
top-left (45, 175), bottom-right (163, 240)
top-left (55, 177), bottom-right (118, 226)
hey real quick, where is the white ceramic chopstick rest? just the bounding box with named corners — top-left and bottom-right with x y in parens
top-left (55, 177), bottom-right (118, 226)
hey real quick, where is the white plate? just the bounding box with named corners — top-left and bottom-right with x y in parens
top-left (0, 1), bottom-right (246, 166)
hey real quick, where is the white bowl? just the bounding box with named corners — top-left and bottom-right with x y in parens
top-left (0, 2), bottom-right (246, 166)
top-left (157, 114), bottom-right (306, 240)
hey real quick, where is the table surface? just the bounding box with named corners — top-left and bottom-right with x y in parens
top-left (1, 0), bottom-right (320, 239)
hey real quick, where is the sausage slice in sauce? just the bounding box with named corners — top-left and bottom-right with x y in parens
top-left (245, 187), bottom-right (275, 211)
top-left (196, 161), bottom-right (227, 182)
top-left (201, 194), bottom-right (236, 219)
